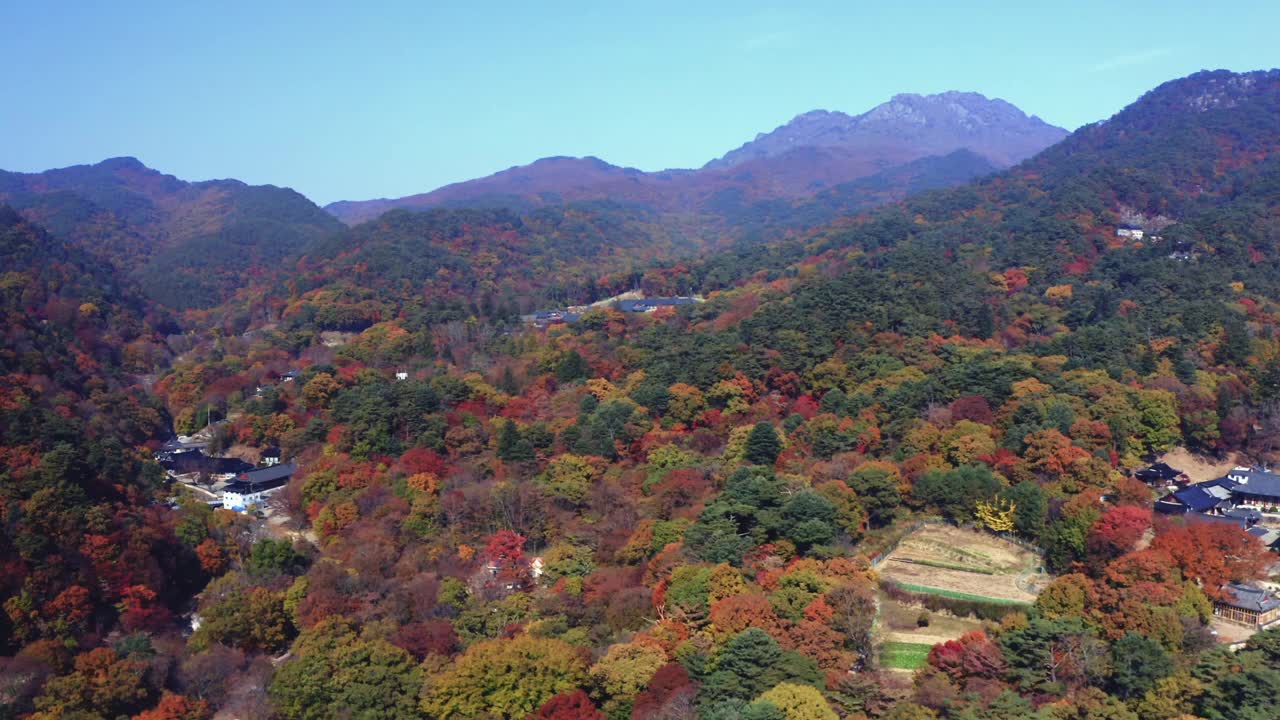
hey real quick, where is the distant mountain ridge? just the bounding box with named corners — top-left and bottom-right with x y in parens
top-left (707, 91), bottom-right (1066, 169)
top-left (0, 93), bottom-right (1066, 310)
top-left (325, 91), bottom-right (1068, 224)
top-left (0, 157), bottom-right (342, 310)
top-left (694, 68), bottom-right (1280, 298)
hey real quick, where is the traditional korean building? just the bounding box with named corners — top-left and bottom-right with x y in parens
top-left (1213, 583), bottom-right (1280, 628)
top-left (221, 462), bottom-right (295, 512)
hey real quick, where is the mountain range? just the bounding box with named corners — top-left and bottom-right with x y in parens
top-left (705, 91), bottom-right (1064, 169)
top-left (259, 69), bottom-right (1280, 345)
top-left (325, 91), bottom-right (1067, 224)
top-left (0, 91), bottom-right (1066, 312)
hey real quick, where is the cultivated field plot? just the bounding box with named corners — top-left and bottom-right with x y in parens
top-left (876, 524), bottom-right (1048, 604)
top-left (877, 593), bottom-right (987, 671)
top-left (881, 641), bottom-right (933, 670)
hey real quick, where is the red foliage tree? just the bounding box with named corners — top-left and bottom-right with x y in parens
top-left (396, 447), bottom-right (449, 477)
top-left (132, 693), bottom-right (211, 720)
top-left (44, 585), bottom-right (93, 637)
top-left (791, 394), bottom-right (820, 420)
top-left (708, 593), bottom-right (785, 640)
top-left (631, 663), bottom-right (696, 720)
top-left (583, 567), bottom-right (644, 606)
top-left (484, 530), bottom-right (529, 589)
top-left (926, 630), bottom-right (1006, 682)
top-left (784, 620), bottom-right (848, 669)
top-left (1086, 550), bottom-right (1190, 640)
top-left (765, 368), bottom-right (801, 397)
top-left (194, 539), bottom-right (227, 576)
top-left (1085, 505), bottom-right (1151, 568)
top-left (651, 469), bottom-right (711, 518)
top-left (390, 620), bottom-right (459, 660)
top-left (949, 395), bottom-right (994, 425)
top-left (1151, 521), bottom-right (1270, 600)
top-left (536, 689), bottom-right (605, 720)
top-left (118, 585), bottom-right (172, 632)
top-left (803, 595), bottom-right (834, 624)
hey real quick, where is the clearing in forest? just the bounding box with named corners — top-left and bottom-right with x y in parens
top-left (876, 524), bottom-right (1047, 604)
top-left (1156, 447), bottom-right (1247, 485)
top-left (880, 641), bottom-right (933, 670)
top-left (877, 591), bottom-right (986, 670)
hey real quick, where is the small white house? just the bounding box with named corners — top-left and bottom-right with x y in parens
top-left (261, 447), bottom-right (282, 467)
top-left (221, 463), bottom-right (295, 511)
top-left (1116, 225), bottom-right (1145, 240)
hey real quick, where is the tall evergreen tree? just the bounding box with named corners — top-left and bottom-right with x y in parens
top-left (497, 420), bottom-right (535, 463)
top-left (556, 350), bottom-right (589, 382)
top-left (744, 422), bottom-right (782, 465)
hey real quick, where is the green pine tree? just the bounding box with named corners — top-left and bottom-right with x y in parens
top-left (497, 420), bottom-right (534, 462)
top-left (744, 422), bottom-right (782, 466)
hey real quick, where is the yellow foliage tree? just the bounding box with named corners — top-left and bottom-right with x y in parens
top-left (667, 383), bottom-right (706, 424)
top-left (756, 682), bottom-right (838, 720)
top-left (975, 497), bottom-right (1016, 533)
top-left (584, 377), bottom-right (618, 401)
top-left (301, 372), bottom-right (340, 408)
top-left (420, 634), bottom-right (588, 719)
top-left (1044, 284), bottom-right (1074, 301)
top-left (406, 472), bottom-right (440, 494)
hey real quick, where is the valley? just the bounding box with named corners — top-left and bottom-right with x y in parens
top-left (5, 62), bottom-right (1280, 720)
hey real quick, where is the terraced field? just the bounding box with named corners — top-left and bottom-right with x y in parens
top-left (876, 524), bottom-right (1048, 604)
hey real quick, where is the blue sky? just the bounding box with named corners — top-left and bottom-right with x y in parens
top-left (2, 1), bottom-right (1278, 205)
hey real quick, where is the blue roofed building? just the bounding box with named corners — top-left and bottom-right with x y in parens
top-left (1247, 525), bottom-right (1280, 550)
top-left (1154, 479), bottom-right (1234, 514)
top-left (1221, 467), bottom-right (1280, 509)
top-left (1156, 467), bottom-right (1280, 552)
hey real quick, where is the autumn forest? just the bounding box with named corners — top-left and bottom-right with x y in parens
top-left (5, 69), bottom-right (1280, 720)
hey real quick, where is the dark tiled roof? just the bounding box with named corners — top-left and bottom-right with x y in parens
top-left (1223, 507), bottom-right (1263, 522)
top-left (1169, 483), bottom-right (1232, 512)
top-left (530, 310), bottom-right (582, 323)
top-left (237, 462), bottom-right (296, 485)
top-left (223, 477), bottom-right (289, 495)
top-left (215, 457), bottom-right (255, 474)
top-left (1246, 526), bottom-right (1280, 547)
top-left (1220, 583), bottom-right (1280, 613)
top-left (160, 450), bottom-right (253, 476)
top-left (1136, 462), bottom-right (1184, 481)
top-left (1223, 469), bottom-right (1280, 500)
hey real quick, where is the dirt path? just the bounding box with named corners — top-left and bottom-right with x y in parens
top-left (884, 631), bottom-right (958, 646)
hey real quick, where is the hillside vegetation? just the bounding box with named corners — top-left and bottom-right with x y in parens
top-left (5, 70), bottom-right (1280, 720)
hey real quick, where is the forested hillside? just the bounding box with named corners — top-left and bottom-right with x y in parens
top-left (0, 158), bottom-right (343, 310)
top-left (6, 69), bottom-right (1280, 720)
top-left (0, 208), bottom-right (209, 715)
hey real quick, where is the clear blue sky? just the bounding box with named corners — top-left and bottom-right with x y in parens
top-left (2, 1), bottom-right (1278, 205)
